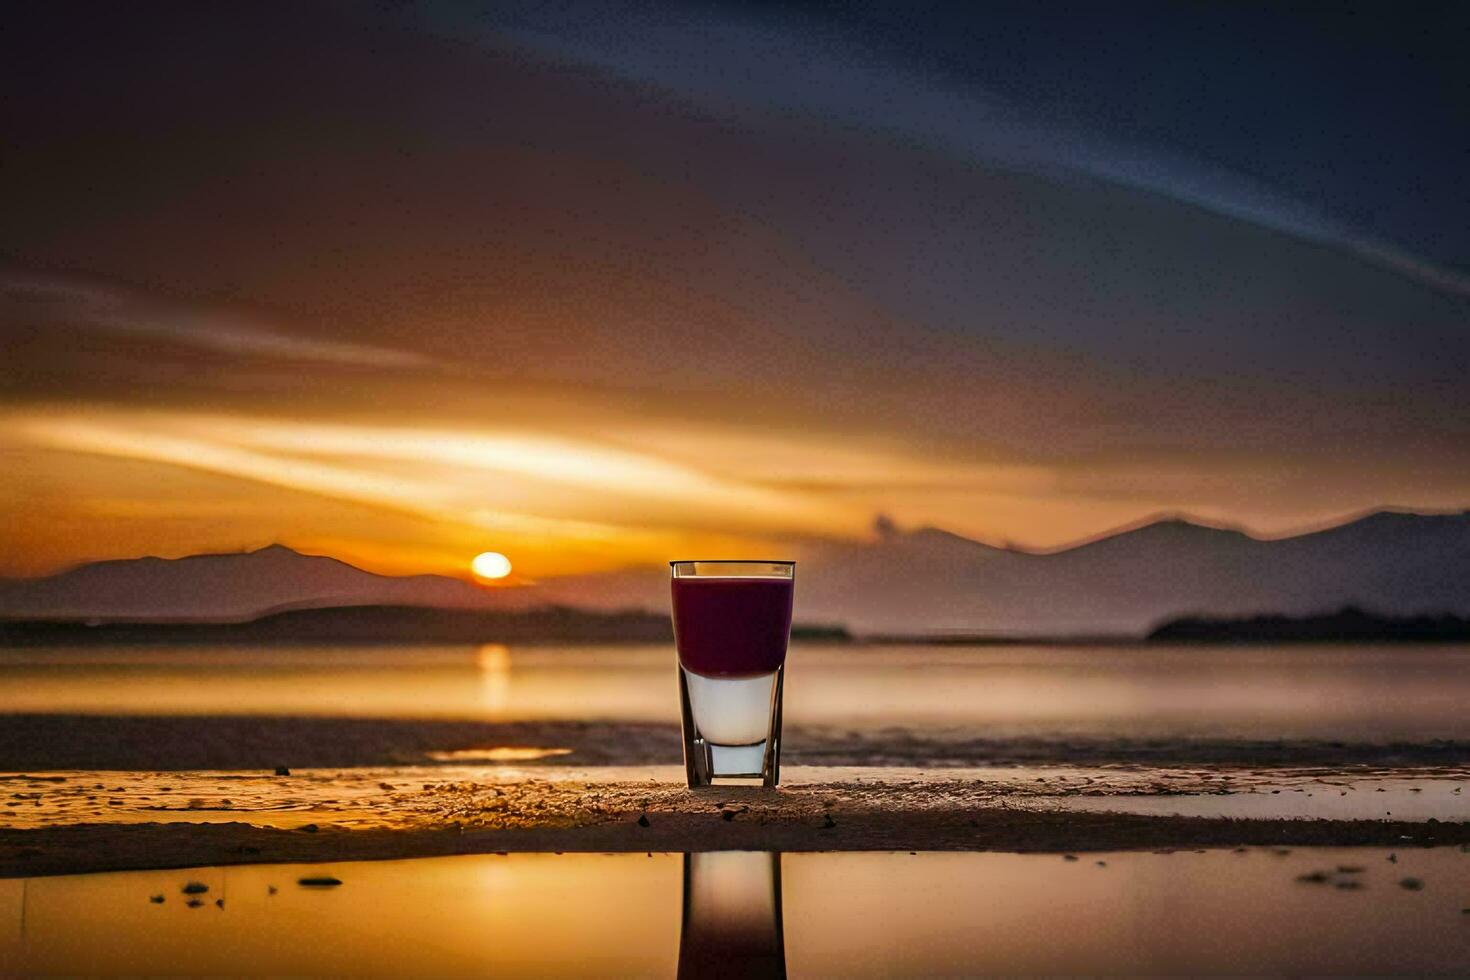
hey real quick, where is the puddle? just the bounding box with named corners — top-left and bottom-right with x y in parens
top-left (3, 848), bottom-right (1470, 975)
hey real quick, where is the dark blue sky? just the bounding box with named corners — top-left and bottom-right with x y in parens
top-left (817, 1), bottom-right (1469, 261)
top-left (465, 0), bottom-right (1469, 292)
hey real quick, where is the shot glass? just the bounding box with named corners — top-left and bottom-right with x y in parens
top-left (670, 560), bottom-right (795, 788)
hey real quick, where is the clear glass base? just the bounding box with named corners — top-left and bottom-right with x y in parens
top-left (679, 665), bottom-right (784, 787)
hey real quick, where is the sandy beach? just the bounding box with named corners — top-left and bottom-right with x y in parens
top-left (6, 761), bottom-right (1470, 878)
top-left (2, 708), bottom-right (1468, 877)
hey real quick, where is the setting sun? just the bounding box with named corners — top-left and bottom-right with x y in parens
top-left (471, 551), bottom-right (513, 580)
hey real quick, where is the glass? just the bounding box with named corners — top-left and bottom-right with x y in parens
top-left (670, 560), bottom-right (795, 787)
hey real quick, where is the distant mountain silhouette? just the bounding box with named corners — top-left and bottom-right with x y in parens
top-left (0, 545), bottom-right (522, 621)
top-left (3, 510), bottom-right (1467, 636)
top-left (794, 510), bottom-right (1470, 635)
top-left (1150, 607), bottom-right (1470, 643)
top-left (532, 509), bottom-right (1470, 636)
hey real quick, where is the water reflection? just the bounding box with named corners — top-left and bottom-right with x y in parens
top-left (476, 643), bottom-right (512, 713)
top-left (679, 852), bottom-right (785, 979)
top-left (7, 849), bottom-right (1470, 974)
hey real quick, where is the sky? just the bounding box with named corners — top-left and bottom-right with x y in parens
top-left (2, 1), bottom-right (1467, 582)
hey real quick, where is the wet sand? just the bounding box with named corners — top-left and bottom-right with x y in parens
top-left (5, 765), bottom-right (1470, 877)
top-left (3, 714), bottom-right (1469, 878)
top-left (6, 713), bottom-right (1470, 770)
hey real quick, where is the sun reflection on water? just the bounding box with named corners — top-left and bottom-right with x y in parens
top-left (424, 747), bottom-right (573, 762)
top-left (476, 644), bottom-right (511, 713)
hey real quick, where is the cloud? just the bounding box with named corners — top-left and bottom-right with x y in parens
top-left (464, 4), bottom-right (1470, 301)
top-left (2, 270), bottom-right (437, 370)
top-left (5, 409), bottom-right (870, 542)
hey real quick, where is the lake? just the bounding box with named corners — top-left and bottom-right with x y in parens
top-left (2, 642), bottom-right (1470, 742)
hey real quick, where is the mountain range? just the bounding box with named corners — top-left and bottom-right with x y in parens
top-left (0, 544), bottom-right (516, 622)
top-left (518, 509), bottom-right (1470, 636)
top-left (788, 510), bottom-right (1470, 636)
top-left (1, 510), bottom-right (1467, 637)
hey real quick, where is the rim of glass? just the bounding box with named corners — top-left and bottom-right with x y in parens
top-left (669, 559), bottom-right (795, 566)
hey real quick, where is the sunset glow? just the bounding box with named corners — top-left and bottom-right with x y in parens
top-left (0, 2), bottom-right (1465, 589)
top-left (2, 398), bottom-right (1467, 583)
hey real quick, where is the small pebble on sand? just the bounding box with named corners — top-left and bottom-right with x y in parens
top-left (1399, 877), bottom-right (1424, 891)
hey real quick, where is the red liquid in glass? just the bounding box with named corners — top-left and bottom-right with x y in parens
top-left (671, 577), bottom-right (794, 677)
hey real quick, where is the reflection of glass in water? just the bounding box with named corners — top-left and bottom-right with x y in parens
top-left (678, 852), bottom-right (786, 979)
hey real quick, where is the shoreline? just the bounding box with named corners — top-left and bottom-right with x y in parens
top-left (6, 711), bottom-right (1470, 881)
top-left (6, 810), bottom-right (1469, 880)
top-left (6, 713), bottom-right (1470, 770)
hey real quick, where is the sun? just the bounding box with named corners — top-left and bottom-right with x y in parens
top-left (471, 551), bottom-right (513, 580)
